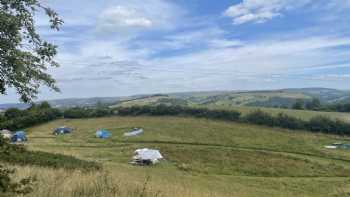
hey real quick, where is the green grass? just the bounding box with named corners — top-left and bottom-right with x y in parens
top-left (11, 116), bottom-right (350, 196)
top-left (200, 105), bottom-right (350, 122)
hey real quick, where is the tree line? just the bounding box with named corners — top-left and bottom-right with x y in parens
top-left (2, 103), bottom-right (350, 136)
top-left (0, 102), bottom-right (61, 131)
top-left (116, 105), bottom-right (350, 135)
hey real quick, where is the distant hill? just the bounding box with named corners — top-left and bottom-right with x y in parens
top-left (112, 88), bottom-right (350, 109)
top-left (0, 103), bottom-right (30, 110)
top-left (2, 88), bottom-right (350, 110)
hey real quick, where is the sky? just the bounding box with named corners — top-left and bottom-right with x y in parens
top-left (2, 0), bottom-right (350, 103)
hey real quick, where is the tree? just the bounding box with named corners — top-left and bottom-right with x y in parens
top-left (292, 99), bottom-right (305, 110)
top-left (1, 0), bottom-right (63, 102)
top-left (38, 101), bottom-right (51, 109)
top-left (305, 98), bottom-right (321, 110)
top-left (4, 108), bottom-right (25, 119)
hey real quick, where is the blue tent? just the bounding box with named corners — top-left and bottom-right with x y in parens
top-left (11, 131), bottom-right (27, 142)
top-left (53, 127), bottom-right (72, 135)
top-left (96, 130), bottom-right (111, 139)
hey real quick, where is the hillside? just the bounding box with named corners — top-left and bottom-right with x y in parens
top-left (14, 116), bottom-right (350, 196)
top-left (2, 88), bottom-right (350, 110)
top-left (112, 88), bottom-right (350, 109)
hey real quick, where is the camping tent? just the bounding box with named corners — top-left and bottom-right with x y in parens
top-left (53, 127), bottom-right (72, 135)
top-left (132, 148), bottom-right (163, 165)
top-left (124, 128), bottom-right (143, 137)
top-left (0, 129), bottom-right (12, 139)
top-left (96, 130), bottom-right (111, 139)
top-left (11, 131), bottom-right (27, 142)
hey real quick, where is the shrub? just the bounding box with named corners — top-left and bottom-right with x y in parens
top-left (243, 110), bottom-right (275, 127)
top-left (275, 113), bottom-right (305, 130)
top-left (0, 165), bottom-right (36, 197)
top-left (63, 107), bottom-right (113, 119)
top-left (307, 116), bottom-right (335, 133)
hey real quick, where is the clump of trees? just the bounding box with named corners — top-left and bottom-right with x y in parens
top-left (0, 102), bottom-right (61, 131)
top-left (292, 98), bottom-right (321, 110)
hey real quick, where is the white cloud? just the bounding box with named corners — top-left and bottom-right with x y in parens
top-left (224, 0), bottom-right (311, 24)
top-left (96, 0), bottom-right (185, 33)
top-left (98, 6), bottom-right (153, 30)
top-left (150, 36), bottom-right (350, 76)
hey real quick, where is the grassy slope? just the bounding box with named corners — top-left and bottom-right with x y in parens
top-left (12, 116), bottom-right (350, 196)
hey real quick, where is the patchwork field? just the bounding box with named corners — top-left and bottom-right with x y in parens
top-left (14, 116), bottom-right (350, 196)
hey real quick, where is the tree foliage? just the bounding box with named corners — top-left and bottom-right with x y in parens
top-left (0, 102), bottom-right (62, 130)
top-left (0, 0), bottom-right (63, 102)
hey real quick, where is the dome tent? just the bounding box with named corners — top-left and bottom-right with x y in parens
top-left (96, 129), bottom-right (111, 139)
top-left (0, 129), bottom-right (12, 139)
top-left (11, 131), bottom-right (27, 143)
top-left (53, 127), bottom-right (72, 135)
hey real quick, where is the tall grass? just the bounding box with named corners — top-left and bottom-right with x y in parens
top-left (12, 165), bottom-right (224, 197)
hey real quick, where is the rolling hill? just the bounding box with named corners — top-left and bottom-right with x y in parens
top-left (2, 88), bottom-right (350, 110)
top-left (111, 88), bottom-right (350, 109)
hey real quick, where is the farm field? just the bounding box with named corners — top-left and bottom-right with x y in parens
top-left (12, 116), bottom-right (350, 196)
top-left (209, 105), bottom-right (350, 122)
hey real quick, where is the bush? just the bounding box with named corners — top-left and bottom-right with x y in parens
top-left (306, 116), bottom-right (350, 135)
top-left (275, 113), bottom-right (305, 130)
top-left (63, 107), bottom-right (113, 119)
top-left (243, 110), bottom-right (275, 126)
top-left (0, 165), bottom-right (36, 197)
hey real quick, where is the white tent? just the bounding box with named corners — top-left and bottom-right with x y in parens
top-left (324, 145), bottom-right (337, 149)
top-left (132, 148), bottom-right (163, 165)
top-left (0, 129), bottom-right (12, 139)
top-left (124, 128), bottom-right (143, 137)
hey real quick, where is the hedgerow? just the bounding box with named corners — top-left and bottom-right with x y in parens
top-left (116, 105), bottom-right (350, 135)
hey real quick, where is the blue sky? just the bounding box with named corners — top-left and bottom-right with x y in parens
top-left (3, 0), bottom-right (350, 103)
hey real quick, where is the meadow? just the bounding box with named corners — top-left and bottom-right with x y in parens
top-left (10, 116), bottom-right (350, 196)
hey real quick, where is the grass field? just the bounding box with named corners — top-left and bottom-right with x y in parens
top-left (12, 116), bottom-right (350, 196)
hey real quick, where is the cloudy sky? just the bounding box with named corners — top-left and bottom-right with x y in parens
top-left (3, 0), bottom-right (350, 103)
